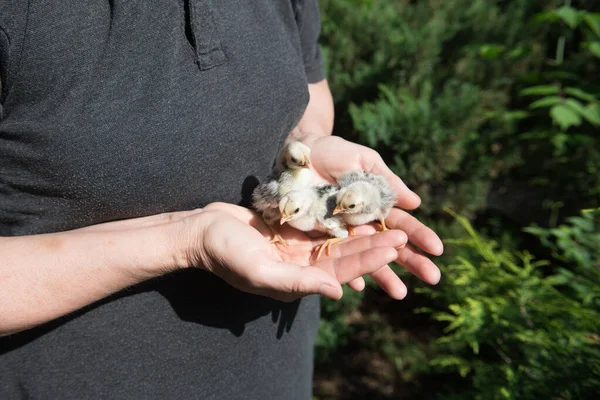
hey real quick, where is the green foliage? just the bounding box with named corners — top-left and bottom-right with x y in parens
top-left (507, 4), bottom-right (600, 207)
top-left (418, 209), bottom-right (600, 399)
top-left (315, 1), bottom-right (600, 397)
top-left (349, 80), bottom-right (492, 216)
top-left (321, 0), bottom-right (540, 220)
top-left (321, 0), bottom-right (600, 224)
top-left (525, 209), bottom-right (600, 307)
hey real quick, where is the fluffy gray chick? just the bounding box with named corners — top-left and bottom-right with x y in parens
top-left (334, 170), bottom-right (396, 231)
top-left (252, 141), bottom-right (313, 246)
top-left (279, 184), bottom-right (349, 259)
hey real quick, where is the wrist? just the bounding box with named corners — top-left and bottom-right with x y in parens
top-left (104, 222), bottom-right (189, 280)
top-left (286, 128), bottom-right (324, 147)
top-left (165, 208), bottom-right (219, 271)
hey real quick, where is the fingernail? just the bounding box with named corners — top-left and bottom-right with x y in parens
top-left (319, 284), bottom-right (341, 299)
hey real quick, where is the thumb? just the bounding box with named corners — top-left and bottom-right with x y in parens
top-left (258, 260), bottom-right (343, 301)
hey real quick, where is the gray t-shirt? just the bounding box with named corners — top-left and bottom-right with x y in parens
top-left (0, 1), bottom-right (325, 398)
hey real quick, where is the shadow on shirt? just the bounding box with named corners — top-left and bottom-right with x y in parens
top-left (159, 269), bottom-right (302, 338)
top-left (0, 175), bottom-right (303, 354)
top-left (0, 269), bottom-right (303, 355)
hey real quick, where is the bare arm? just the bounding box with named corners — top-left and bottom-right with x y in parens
top-left (0, 203), bottom-right (403, 336)
top-left (0, 211), bottom-right (191, 336)
top-left (290, 79), bottom-right (335, 141)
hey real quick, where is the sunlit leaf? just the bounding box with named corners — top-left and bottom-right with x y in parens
top-left (479, 44), bottom-right (504, 59)
top-left (534, 10), bottom-right (559, 24)
top-left (563, 98), bottom-right (587, 116)
top-left (520, 84), bottom-right (560, 96)
top-left (565, 87), bottom-right (596, 102)
top-left (584, 14), bottom-right (600, 37)
top-left (528, 96), bottom-right (562, 109)
top-left (556, 6), bottom-right (581, 29)
top-left (588, 41), bottom-right (600, 58)
top-left (550, 104), bottom-right (582, 130)
top-left (581, 103), bottom-right (600, 126)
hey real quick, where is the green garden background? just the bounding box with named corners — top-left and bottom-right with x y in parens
top-left (313, 1), bottom-right (600, 398)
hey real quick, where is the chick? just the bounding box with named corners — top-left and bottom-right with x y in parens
top-left (272, 141), bottom-right (312, 193)
top-left (252, 141), bottom-right (313, 246)
top-left (334, 170), bottom-right (396, 232)
top-left (279, 185), bottom-right (349, 259)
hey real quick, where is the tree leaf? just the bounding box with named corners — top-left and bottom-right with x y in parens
top-left (581, 103), bottom-right (600, 126)
top-left (528, 96), bottom-right (562, 109)
top-left (520, 84), bottom-right (560, 96)
top-left (563, 98), bottom-right (588, 116)
top-left (550, 104), bottom-right (582, 130)
top-left (584, 14), bottom-right (600, 37)
top-left (556, 6), bottom-right (581, 29)
top-left (534, 11), bottom-right (559, 24)
top-left (565, 87), bottom-right (597, 102)
top-left (588, 41), bottom-right (600, 58)
top-left (479, 44), bottom-right (504, 59)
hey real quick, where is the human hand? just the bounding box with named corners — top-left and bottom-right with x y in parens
top-left (300, 135), bottom-right (444, 299)
top-left (173, 202), bottom-right (407, 302)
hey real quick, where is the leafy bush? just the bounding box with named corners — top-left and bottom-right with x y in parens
top-left (320, 0), bottom-right (545, 222)
top-left (315, 1), bottom-right (600, 397)
top-left (321, 0), bottom-right (600, 225)
top-left (504, 4), bottom-right (600, 217)
top-left (418, 209), bottom-right (600, 399)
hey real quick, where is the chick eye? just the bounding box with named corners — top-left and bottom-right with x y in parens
top-left (290, 157), bottom-right (298, 164)
top-left (349, 204), bottom-right (356, 209)
top-left (294, 208), bottom-right (300, 214)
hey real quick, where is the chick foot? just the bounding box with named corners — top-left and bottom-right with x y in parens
top-left (378, 219), bottom-right (389, 232)
top-left (268, 227), bottom-right (289, 248)
top-left (313, 238), bottom-right (346, 260)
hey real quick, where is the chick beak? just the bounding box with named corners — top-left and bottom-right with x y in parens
top-left (332, 207), bottom-right (342, 215)
top-left (301, 157), bottom-right (311, 168)
top-left (280, 215), bottom-right (291, 225)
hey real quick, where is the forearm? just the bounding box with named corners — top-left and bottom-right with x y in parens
top-left (0, 216), bottom-right (188, 336)
top-left (290, 79), bottom-right (335, 141)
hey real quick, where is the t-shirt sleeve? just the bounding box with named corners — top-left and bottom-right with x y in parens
top-left (295, 0), bottom-right (326, 83)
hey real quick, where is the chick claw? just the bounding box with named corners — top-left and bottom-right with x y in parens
top-left (270, 234), bottom-right (289, 248)
top-left (313, 238), bottom-right (346, 260)
top-left (268, 228), bottom-right (289, 248)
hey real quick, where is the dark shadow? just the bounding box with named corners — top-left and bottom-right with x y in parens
top-left (1, 268), bottom-right (302, 355)
top-left (156, 269), bottom-right (301, 338)
top-left (271, 297), bottom-right (300, 339)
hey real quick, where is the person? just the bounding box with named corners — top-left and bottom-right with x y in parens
top-left (0, 1), bottom-right (443, 398)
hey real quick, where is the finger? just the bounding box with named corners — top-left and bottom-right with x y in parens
top-left (347, 277), bottom-right (366, 292)
top-left (317, 247), bottom-right (399, 284)
top-left (359, 149), bottom-right (421, 210)
top-left (203, 214), bottom-right (342, 301)
top-left (255, 260), bottom-right (343, 301)
top-left (369, 265), bottom-right (407, 300)
top-left (395, 244), bottom-right (441, 285)
top-left (321, 229), bottom-right (407, 259)
top-left (386, 208), bottom-right (444, 256)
